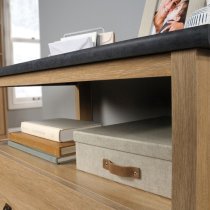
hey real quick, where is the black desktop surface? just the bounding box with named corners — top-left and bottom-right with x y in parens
top-left (0, 25), bottom-right (210, 77)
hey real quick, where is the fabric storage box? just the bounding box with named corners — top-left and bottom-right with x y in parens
top-left (74, 117), bottom-right (172, 198)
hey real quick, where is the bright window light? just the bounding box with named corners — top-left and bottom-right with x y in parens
top-left (8, 86), bottom-right (42, 110)
top-left (15, 87), bottom-right (42, 98)
top-left (10, 0), bottom-right (40, 39)
top-left (13, 41), bottom-right (40, 64)
top-left (7, 0), bottom-right (42, 110)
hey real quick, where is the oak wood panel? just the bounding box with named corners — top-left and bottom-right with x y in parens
top-left (0, 135), bottom-right (6, 141)
top-left (0, 0), bottom-right (5, 66)
top-left (0, 88), bottom-right (6, 137)
top-left (0, 54), bottom-right (171, 87)
top-left (0, 143), bottom-right (171, 210)
top-left (0, 88), bottom-right (5, 134)
top-left (0, 0), bottom-right (7, 140)
top-left (196, 50), bottom-right (210, 210)
top-left (0, 192), bottom-right (17, 210)
top-left (172, 49), bottom-right (210, 210)
top-left (75, 83), bottom-right (93, 121)
top-left (0, 150), bottom-right (113, 210)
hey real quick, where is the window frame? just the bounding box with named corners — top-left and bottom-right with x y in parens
top-left (4, 0), bottom-right (42, 110)
top-left (7, 87), bottom-right (42, 110)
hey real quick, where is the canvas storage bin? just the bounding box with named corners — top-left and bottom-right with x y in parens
top-left (74, 117), bottom-right (172, 198)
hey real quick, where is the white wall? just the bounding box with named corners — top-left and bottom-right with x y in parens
top-left (39, 0), bottom-right (145, 55)
top-left (42, 86), bottom-right (76, 119)
top-left (8, 108), bottom-right (42, 128)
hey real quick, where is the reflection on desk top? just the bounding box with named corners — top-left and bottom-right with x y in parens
top-left (0, 25), bottom-right (210, 77)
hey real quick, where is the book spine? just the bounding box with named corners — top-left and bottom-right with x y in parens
top-left (61, 145), bottom-right (76, 156)
top-left (21, 122), bottom-right (61, 142)
top-left (57, 154), bottom-right (76, 164)
top-left (8, 133), bottom-right (61, 157)
top-left (8, 141), bottom-right (57, 164)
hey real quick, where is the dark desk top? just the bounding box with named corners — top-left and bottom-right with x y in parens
top-left (0, 25), bottom-right (210, 77)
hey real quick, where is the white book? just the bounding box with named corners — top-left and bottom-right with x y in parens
top-left (21, 118), bottom-right (101, 142)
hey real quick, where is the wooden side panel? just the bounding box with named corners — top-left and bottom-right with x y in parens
top-left (75, 83), bottom-right (92, 121)
top-left (0, 88), bottom-right (7, 138)
top-left (172, 49), bottom-right (210, 210)
top-left (196, 50), bottom-right (210, 210)
top-left (0, 88), bottom-right (5, 134)
top-left (0, 0), bottom-right (7, 140)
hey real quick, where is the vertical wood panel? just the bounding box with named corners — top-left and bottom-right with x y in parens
top-left (0, 0), bottom-right (7, 139)
top-left (0, 88), bottom-right (5, 134)
top-left (0, 88), bottom-right (7, 138)
top-left (75, 83), bottom-right (92, 121)
top-left (172, 49), bottom-right (210, 210)
top-left (195, 50), bottom-right (210, 210)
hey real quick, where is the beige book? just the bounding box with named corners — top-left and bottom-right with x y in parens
top-left (21, 118), bottom-right (101, 142)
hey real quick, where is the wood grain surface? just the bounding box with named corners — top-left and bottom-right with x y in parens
top-left (0, 88), bottom-right (7, 137)
top-left (75, 83), bottom-right (93, 121)
top-left (0, 143), bottom-right (171, 210)
top-left (0, 192), bottom-right (17, 210)
top-left (0, 148), bottom-right (113, 210)
top-left (0, 0), bottom-right (7, 139)
top-left (172, 49), bottom-right (210, 210)
top-left (0, 54), bottom-right (171, 87)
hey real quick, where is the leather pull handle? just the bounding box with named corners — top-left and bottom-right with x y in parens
top-left (103, 159), bottom-right (141, 179)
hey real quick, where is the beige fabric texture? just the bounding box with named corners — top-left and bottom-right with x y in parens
top-left (74, 117), bottom-right (172, 198)
top-left (76, 143), bottom-right (172, 198)
top-left (74, 117), bottom-right (172, 161)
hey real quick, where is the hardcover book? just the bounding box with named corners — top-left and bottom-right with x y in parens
top-left (8, 140), bottom-right (76, 164)
top-left (21, 118), bottom-right (101, 142)
top-left (8, 132), bottom-right (75, 157)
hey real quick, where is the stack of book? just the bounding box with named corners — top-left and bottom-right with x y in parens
top-left (8, 118), bottom-right (100, 164)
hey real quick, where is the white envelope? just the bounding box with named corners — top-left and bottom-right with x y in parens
top-left (48, 36), bottom-right (94, 56)
top-left (61, 32), bottom-right (97, 46)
